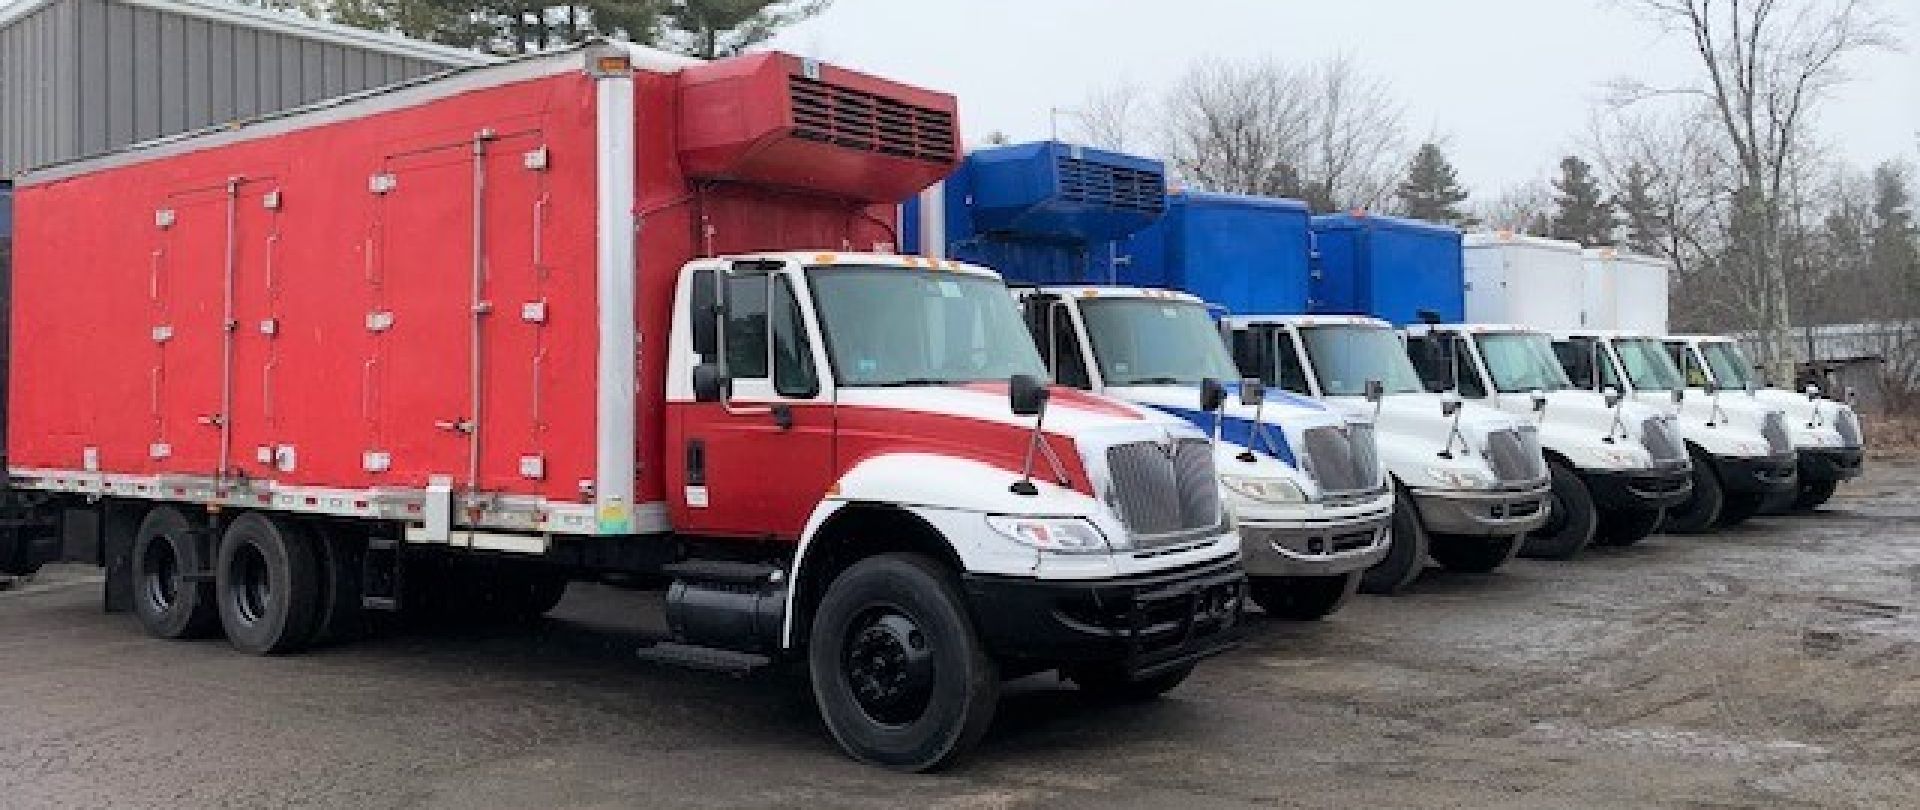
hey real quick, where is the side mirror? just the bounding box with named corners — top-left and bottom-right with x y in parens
top-left (1239, 378), bottom-right (1265, 408)
top-left (1440, 391), bottom-right (1462, 417)
top-left (693, 363), bottom-right (729, 404)
top-left (1603, 386), bottom-right (1623, 408)
top-left (1531, 390), bottom-right (1548, 413)
top-left (1671, 388), bottom-right (1685, 405)
top-left (1805, 383), bottom-right (1821, 400)
top-left (1365, 379), bottom-right (1386, 404)
top-left (1846, 386), bottom-right (1859, 405)
top-left (1703, 380), bottom-right (1719, 395)
top-left (1199, 378), bottom-right (1228, 413)
top-left (1010, 373), bottom-right (1050, 417)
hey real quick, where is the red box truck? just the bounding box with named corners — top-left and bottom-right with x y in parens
top-left (5, 41), bottom-right (1243, 770)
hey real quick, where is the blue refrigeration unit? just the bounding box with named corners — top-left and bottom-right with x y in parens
top-left (1123, 191), bottom-right (1313, 315)
top-left (1308, 213), bottom-right (1465, 326)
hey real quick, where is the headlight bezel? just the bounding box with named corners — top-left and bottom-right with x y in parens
top-left (1219, 473), bottom-right (1309, 505)
top-left (1424, 464), bottom-right (1495, 490)
top-left (984, 515), bottom-right (1115, 555)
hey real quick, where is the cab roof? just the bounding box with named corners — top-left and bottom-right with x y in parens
top-left (1220, 314), bottom-right (1391, 329)
top-left (1017, 285), bottom-right (1208, 306)
top-left (734, 252), bottom-right (1004, 281)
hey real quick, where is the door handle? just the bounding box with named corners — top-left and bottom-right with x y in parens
top-left (771, 404), bottom-right (794, 431)
top-left (434, 419), bottom-right (475, 434)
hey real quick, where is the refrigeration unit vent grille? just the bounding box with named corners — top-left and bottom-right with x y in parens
top-left (789, 76), bottom-right (956, 163)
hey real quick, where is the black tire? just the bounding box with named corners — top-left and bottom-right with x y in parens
top-left (1249, 573), bottom-right (1360, 621)
top-left (1663, 448), bottom-right (1725, 534)
top-left (1066, 662), bottom-right (1195, 704)
top-left (1594, 508), bottom-right (1663, 547)
top-left (215, 513), bottom-right (322, 655)
top-left (1717, 492), bottom-right (1768, 527)
top-left (808, 553), bottom-right (998, 773)
top-left (1429, 534), bottom-right (1522, 574)
top-left (129, 506), bottom-right (221, 640)
top-left (1521, 462), bottom-right (1597, 560)
top-left (1793, 478), bottom-right (1840, 511)
top-left (308, 527), bottom-right (367, 647)
top-left (1361, 494), bottom-right (1428, 595)
top-left (493, 567), bottom-right (570, 619)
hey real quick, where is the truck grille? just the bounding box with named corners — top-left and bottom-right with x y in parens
top-left (1485, 426), bottom-right (1547, 484)
top-left (1106, 438), bottom-right (1221, 546)
top-left (1301, 424), bottom-right (1380, 495)
top-left (1835, 408), bottom-right (1863, 448)
top-left (1761, 411), bottom-right (1793, 456)
top-left (1640, 417), bottom-right (1687, 465)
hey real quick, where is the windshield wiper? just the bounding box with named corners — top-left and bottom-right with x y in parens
top-left (857, 378), bottom-right (960, 389)
top-left (1119, 376), bottom-right (1191, 386)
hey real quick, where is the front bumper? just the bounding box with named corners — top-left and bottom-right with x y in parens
top-left (1583, 464), bottom-right (1694, 512)
top-left (1713, 453), bottom-right (1799, 495)
top-left (1408, 482), bottom-right (1552, 537)
top-left (1234, 499), bottom-right (1393, 577)
top-left (962, 555), bottom-right (1246, 680)
top-left (1799, 446), bottom-right (1865, 483)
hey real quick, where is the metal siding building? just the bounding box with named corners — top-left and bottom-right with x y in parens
top-left (0, 0), bottom-right (493, 176)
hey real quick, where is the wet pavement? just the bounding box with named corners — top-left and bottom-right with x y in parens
top-left (5, 463), bottom-right (1920, 808)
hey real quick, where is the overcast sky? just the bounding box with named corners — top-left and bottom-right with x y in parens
top-left (768, 0), bottom-right (1920, 199)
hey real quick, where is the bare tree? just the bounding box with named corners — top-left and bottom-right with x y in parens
top-left (1066, 80), bottom-right (1148, 152)
top-left (1156, 56), bottom-right (1409, 211)
top-left (1605, 0), bottom-right (1897, 382)
top-left (1476, 179), bottom-right (1555, 236)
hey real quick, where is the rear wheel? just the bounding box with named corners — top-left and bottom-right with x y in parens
top-left (129, 506), bottom-right (220, 640)
top-left (1066, 662), bottom-right (1195, 704)
top-left (215, 513), bottom-right (322, 655)
top-left (1360, 495), bottom-right (1428, 596)
top-left (1249, 573), bottom-right (1360, 621)
top-left (1429, 534), bottom-right (1523, 574)
top-left (308, 527), bottom-right (366, 647)
top-left (1521, 462), bottom-right (1596, 560)
top-left (1793, 478), bottom-right (1840, 511)
top-left (1663, 448), bottom-right (1725, 534)
top-left (1594, 508), bottom-right (1663, 547)
top-left (809, 553), bottom-right (998, 772)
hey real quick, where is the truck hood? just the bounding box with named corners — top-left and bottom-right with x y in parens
top-left (1320, 394), bottom-right (1543, 490)
top-left (1104, 384), bottom-right (1363, 500)
top-left (1634, 390), bottom-right (1781, 460)
top-left (1749, 388), bottom-right (1858, 450)
top-left (1486, 390), bottom-right (1666, 471)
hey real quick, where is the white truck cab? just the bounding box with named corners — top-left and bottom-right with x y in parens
top-left (1665, 335), bottom-right (1865, 510)
top-left (1225, 314), bottom-right (1552, 594)
top-left (1401, 324), bottom-right (1693, 556)
top-left (1013, 286), bottom-right (1394, 619)
top-left (1551, 331), bottom-right (1798, 532)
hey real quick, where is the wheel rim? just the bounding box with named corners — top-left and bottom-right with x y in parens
top-left (140, 535), bottom-right (180, 614)
top-left (842, 606), bottom-right (936, 727)
top-left (1542, 485), bottom-right (1571, 537)
top-left (230, 544), bottom-right (273, 625)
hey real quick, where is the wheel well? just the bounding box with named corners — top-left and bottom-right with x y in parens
top-left (790, 503), bottom-right (962, 648)
top-left (1541, 448), bottom-right (1574, 471)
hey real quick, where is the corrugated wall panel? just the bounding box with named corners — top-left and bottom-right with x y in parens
top-left (4, 0), bottom-right (475, 176)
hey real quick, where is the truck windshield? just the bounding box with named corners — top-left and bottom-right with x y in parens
top-left (807, 266), bottom-right (1047, 387)
top-left (1613, 338), bottom-right (1685, 391)
top-left (1077, 298), bottom-right (1241, 386)
top-left (1476, 333), bottom-right (1573, 393)
top-left (1298, 325), bottom-right (1426, 397)
top-left (1699, 342), bottom-right (1756, 390)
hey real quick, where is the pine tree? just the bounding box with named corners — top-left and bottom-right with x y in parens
top-left (1396, 143), bottom-right (1476, 227)
top-left (1614, 163), bottom-right (1667, 255)
top-left (1868, 163), bottom-right (1919, 301)
top-left (1548, 155), bottom-right (1614, 246)
top-left (288, 1), bottom-right (826, 58)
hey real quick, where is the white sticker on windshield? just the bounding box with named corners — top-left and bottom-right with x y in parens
top-left (937, 280), bottom-right (963, 298)
top-left (1160, 306), bottom-right (1179, 319)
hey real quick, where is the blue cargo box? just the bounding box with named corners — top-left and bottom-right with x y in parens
top-left (1309, 214), bottom-right (1464, 326)
top-left (1123, 191), bottom-right (1313, 315)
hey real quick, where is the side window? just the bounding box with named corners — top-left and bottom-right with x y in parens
top-left (724, 273), bottom-right (771, 379)
top-left (771, 277), bottom-right (817, 398)
top-left (1453, 337), bottom-right (1487, 398)
top-left (1553, 339), bottom-right (1594, 389)
top-left (1406, 336), bottom-right (1451, 393)
top-left (1271, 331), bottom-right (1311, 395)
top-left (1670, 344), bottom-right (1710, 387)
top-left (1597, 344), bottom-right (1622, 389)
top-left (1231, 329), bottom-right (1267, 381)
top-left (1047, 304), bottom-right (1092, 389)
top-left (692, 270), bottom-right (718, 365)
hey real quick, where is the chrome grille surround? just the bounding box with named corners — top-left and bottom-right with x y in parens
top-left (1103, 437), bottom-right (1222, 548)
top-left (1640, 416), bottom-right (1688, 466)
top-left (1761, 411), bottom-right (1793, 456)
top-left (1485, 426), bottom-right (1547, 484)
top-left (1835, 408), bottom-right (1863, 448)
top-left (1300, 423), bottom-right (1382, 497)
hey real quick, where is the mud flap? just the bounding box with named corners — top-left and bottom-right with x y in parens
top-left (101, 504), bottom-right (141, 613)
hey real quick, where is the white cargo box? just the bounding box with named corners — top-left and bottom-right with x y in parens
top-left (1462, 233), bottom-right (1587, 329)
top-left (1583, 248), bottom-right (1672, 333)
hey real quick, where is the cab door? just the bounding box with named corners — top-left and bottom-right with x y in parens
top-left (675, 264), bottom-right (836, 540)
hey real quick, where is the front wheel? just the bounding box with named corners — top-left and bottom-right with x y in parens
top-left (1793, 478), bottom-right (1840, 511)
top-left (1429, 534), bottom-right (1522, 574)
top-left (1717, 491), bottom-right (1768, 527)
top-left (1594, 508), bottom-right (1663, 547)
top-left (1250, 573), bottom-right (1360, 621)
top-left (1360, 496), bottom-right (1428, 596)
top-left (808, 553), bottom-right (998, 773)
top-left (1663, 449), bottom-right (1725, 534)
top-left (1521, 462), bottom-right (1597, 560)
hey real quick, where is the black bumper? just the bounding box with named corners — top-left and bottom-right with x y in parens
top-left (962, 556), bottom-right (1246, 680)
top-left (1714, 454), bottom-right (1799, 495)
top-left (1800, 447), bottom-right (1865, 483)
top-left (1584, 466), bottom-right (1694, 512)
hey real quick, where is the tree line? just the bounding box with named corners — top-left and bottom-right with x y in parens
top-left (242, 0), bottom-right (828, 57)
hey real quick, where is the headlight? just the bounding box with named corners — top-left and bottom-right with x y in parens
top-left (1220, 474), bottom-right (1307, 505)
top-left (1586, 447), bottom-right (1646, 468)
top-left (985, 516), bottom-right (1112, 555)
top-left (1425, 465), bottom-right (1493, 489)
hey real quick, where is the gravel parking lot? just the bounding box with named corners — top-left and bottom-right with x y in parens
top-left (4, 462), bottom-right (1919, 809)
